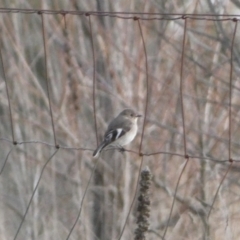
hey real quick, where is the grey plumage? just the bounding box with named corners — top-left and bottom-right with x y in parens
top-left (93, 109), bottom-right (141, 158)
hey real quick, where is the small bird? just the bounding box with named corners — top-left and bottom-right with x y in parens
top-left (93, 108), bottom-right (141, 158)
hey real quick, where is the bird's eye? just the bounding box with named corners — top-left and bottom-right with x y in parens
top-left (131, 113), bottom-right (134, 117)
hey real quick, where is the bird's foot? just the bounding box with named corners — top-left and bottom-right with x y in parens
top-left (118, 146), bottom-right (125, 154)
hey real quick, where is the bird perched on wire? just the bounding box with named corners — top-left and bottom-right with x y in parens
top-left (93, 108), bottom-right (141, 158)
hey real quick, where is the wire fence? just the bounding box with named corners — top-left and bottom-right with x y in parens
top-left (0, 8), bottom-right (240, 240)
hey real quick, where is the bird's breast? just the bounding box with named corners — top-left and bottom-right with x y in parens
top-left (116, 123), bottom-right (137, 146)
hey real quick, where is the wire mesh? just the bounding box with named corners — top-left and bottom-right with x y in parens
top-left (0, 8), bottom-right (240, 240)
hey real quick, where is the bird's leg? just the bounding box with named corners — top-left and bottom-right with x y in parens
top-left (108, 144), bottom-right (125, 152)
top-left (117, 144), bottom-right (125, 154)
top-left (108, 144), bottom-right (125, 156)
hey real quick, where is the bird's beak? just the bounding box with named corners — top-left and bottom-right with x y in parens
top-left (136, 114), bottom-right (142, 118)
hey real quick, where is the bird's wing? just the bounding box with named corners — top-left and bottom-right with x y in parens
top-left (104, 128), bottom-right (126, 144)
top-left (104, 117), bottom-right (132, 144)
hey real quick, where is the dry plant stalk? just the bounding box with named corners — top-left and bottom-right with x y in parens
top-left (134, 166), bottom-right (152, 240)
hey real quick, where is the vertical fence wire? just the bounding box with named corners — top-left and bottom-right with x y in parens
top-left (88, 14), bottom-right (99, 147)
top-left (179, 17), bottom-right (188, 157)
top-left (0, 147), bottom-right (14, 175)
top-left (65, 13), bottom-right (99, 240)
top-left (162, 17), bottom-right (189, 240)
top-left (117, 18), bottom-right (149, 240)
top-left (40, 13), bottom-right (58, 147)
top-left (137, 18), bottom-right (149, 155)
top-left (0, 37), bottom-right (15, 144)
top-left (228, 19), bottom-right (238, 162)
top-left (207, 19), bottom-right (238, 220)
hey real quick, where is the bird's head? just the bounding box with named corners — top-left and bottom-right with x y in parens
top-left (120, 108), bottom-right (142, 121)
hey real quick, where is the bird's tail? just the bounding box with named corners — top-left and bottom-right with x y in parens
top-left (93, 141), bottom-right (108, 158)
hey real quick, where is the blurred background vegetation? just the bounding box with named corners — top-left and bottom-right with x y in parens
top-left (1, 0), bottom-right (240, 239)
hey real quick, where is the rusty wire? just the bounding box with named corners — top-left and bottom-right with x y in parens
top-left (89, 15), bottom-right (98, 147)
top-left (161, 17), bottom-right (189, 239)
top-left (0, 8), bottom-right (240, 240)
top-left (137, 18), bottom-right (149, 155)
top-left (0, 8), bottom-right (239, 18)
top-left (207, 19), bottom-right (238, 221)
top-left (41, 13), bottom-right (58, 147)
top-left (0, 35), bottom-right (15, 144)
top-left (228, 20), bottom-right (238, 162)
top-left (13, 149), bottom-right (59, 240)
